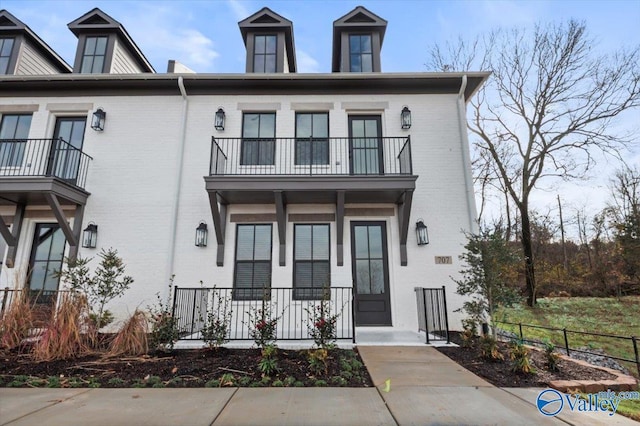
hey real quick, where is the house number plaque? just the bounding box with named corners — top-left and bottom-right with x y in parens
top-left (435, 256), bottom-right (453, 265)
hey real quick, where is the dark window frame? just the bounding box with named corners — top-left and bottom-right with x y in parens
top-left (294, 112), bottom-right (330, 166)
top-left (253, 34), bottom-right (277, 73)
top-left (348, 34), bottom-right (373, 73)
top-left (80, 35), bottom-right (109, 73)
top-left (0, 113), bottom-right (32, 168)
top-left (233, 224), bottom-right (273, 301)
top-left (240, 112), bottom-right (276, 166)
top-left (0, 37), bottom-right (16, 75)
top-left (293, 223), bottom-right (331, 300)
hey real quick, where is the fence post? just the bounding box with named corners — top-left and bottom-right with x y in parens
top-left (1, 287), bottom-right (9, 317)
top-left (563, 328), bottom-right (570, 356)
top-left (423, 289), bottom-right (430, 344)
top-left (351, 289), bottom-right (356, 344)
top-left (441, 285), bottom-right (450, 344)
top-left (518, 323), bottom-right (523, 340)
top-left (632, 336), bottom-right (639, 378)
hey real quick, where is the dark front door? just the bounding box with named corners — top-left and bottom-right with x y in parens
top-left (351, 221), bottom-right (391, 325)
top-left (27, 223), bottom-right (66, 305)
top-left (49, 117), bottom-right (86, 182)
top-left (349, 116), bottom-right (383, 175)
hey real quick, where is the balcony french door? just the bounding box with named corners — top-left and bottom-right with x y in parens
top-left (349, 116), bottom-right (383, 175)
top-left (48, 117), bottom-right (86, 183)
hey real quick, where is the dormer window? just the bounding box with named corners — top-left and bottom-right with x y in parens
top-left (80, 36), bottom-right (108, 73)
top-left (349, 34), bottom-right (372, 72)
top-left (253, 35), bottom-right (277, 73)
top-left (0, 37), bottom-right (15, 74)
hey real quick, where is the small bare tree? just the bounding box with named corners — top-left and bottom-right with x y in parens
top-left (430, 21), bottom-right (640, 306)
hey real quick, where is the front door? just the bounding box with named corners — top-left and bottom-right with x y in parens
top-left (49, 117), bottom-right (86, 183)
top-left (27, 223), bottom-right (66, 305)
top-left (351, 221), bottom-right (391, 325)
top-left (349, 116), bottom-right (383, 175)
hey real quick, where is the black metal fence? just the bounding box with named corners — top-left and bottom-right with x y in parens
top-left (0, 287), bottom-right (70, 323)
top-left (414, 286), bottom-right (450, 343)
top-left (0, 138), bottom-right (93, 189)
top-left (494, 320), bottom-right (640, 377)
top-left (210, 137), bottom-right (412, 176)
top-left (172, 287), bottom-right (354, 342)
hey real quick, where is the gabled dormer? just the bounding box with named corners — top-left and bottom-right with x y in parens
top-left (68, 8), bottom-right (154, 74)
top-left (0, 10), bottom-right (71, 75)
top-left (332, 6), bottom-right (387, 73)
top-left (239, 7), bottom-right (296, 73)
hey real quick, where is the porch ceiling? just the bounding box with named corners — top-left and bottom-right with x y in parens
top-left (204, 175), bottom-right (417, 205)
top-left (0, 177), bottom-right (90, 206)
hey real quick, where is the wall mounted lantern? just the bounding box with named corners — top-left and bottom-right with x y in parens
top-left (416, 219), bottom-right (429, 246)
top-left (401, 106), bottom-right (411, 129)
top-left (91, 108), bottom-right (106, 131)
top-left (214, 108), bottom-right (225, 131)
top-left (82, 222), bottom-right (98, 248)
top-left (195, 222), bottom-right (208, 247)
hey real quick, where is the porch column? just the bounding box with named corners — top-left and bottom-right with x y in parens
top-left (208, 192), bottom-right (227, 267)
top-left (1, 204), bottom-right (25, 268)
top-left (274, 191), bottom-right (287, 266)
top-left (397, 190), bottom-right (414, 266)
top-left (336, 190), bottom-right (345, 266)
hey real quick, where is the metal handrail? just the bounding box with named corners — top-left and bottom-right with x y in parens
top-left (0, 138), bottom-right (93, 189)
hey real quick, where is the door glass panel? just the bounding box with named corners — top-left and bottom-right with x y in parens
top-left (370, 260), bottom-right (384, 294)
top-left (53, 117), bottom-right (86, 181)
top-left (368, 226), bottom-right (383, 258)
top-left (355, 259), bottom-right (371, 294)
top-left (28, 224), bottom-right (65, 299)
top-left (354, 226), bottom-right (368, 258)
top-left (350, 117), bottom-right (381, 175)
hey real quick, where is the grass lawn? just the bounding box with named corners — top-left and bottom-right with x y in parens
top-left (495, 296), bottom-right (640, 420)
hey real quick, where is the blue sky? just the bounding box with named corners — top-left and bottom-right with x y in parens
top-left (2, 0), bottom-right (639, 73)
top-left (2, 0), bottom-right (639, 229)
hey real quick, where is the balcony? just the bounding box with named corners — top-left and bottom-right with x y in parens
top-left (204, 137), bottom-right (417, 267)
top-left (0, 139), bottom-right (93, 266)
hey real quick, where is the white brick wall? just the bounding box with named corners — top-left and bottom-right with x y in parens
top-left (0, 90), bottom-right (475, 331)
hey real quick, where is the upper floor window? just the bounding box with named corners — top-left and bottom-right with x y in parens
top-left (295, 113), bottom-right (329, 165)
top-left (80, 36), bottom-right (108, 73)
top-left (234, 224), bottom-right (272, 300)
top-left (0, 114), bottom-right (32, 167)
top-left (0, 38), bottom-right (15, 74)
top-left (253, 35), bottom-right (277, 73)
top-left (349, 34), bottom-right (372, 72)
top-left (241, 113), bottom-right (276, 165)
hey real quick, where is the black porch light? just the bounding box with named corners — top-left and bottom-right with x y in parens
top-left (214, 108), bottom-right (225, 131)
top-left (416, 219), bottom-right (429, 246)
top-left (195, 222), bottom-right (208, 247)
top-left (401, 106), bottom-right (411, 129)
top-left (91, 108), bottom-right (106, 131)
top-left (82, 222), bottom-right (98, 248)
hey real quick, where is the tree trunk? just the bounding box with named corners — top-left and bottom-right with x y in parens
top-left (519, 204), bottom-right (537, 306)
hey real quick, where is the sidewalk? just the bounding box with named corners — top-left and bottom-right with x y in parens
top-left (1, 346), bottom-right (637, 425)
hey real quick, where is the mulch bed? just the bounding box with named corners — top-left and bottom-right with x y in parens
top-left (436, 333), bottom-right (617, 388)
top-left (0, 347), bottom-right (373, 388)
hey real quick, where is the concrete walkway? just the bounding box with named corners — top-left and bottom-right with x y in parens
top-left (1, 346), bottom-right (637, 425)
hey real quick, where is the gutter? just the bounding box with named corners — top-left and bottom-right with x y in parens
top-left (165, 76), bottom-right (189, 292)
top-left (457, 75), bottom-right (479, 233)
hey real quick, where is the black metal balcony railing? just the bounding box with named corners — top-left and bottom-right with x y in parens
top-left (0, 138), bottom-right (92, 189)
top-left (210, 137), bottom-right (412, 176)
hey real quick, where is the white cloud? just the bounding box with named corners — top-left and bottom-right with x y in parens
top-left (227, 0), bottom-right (250, 21)
top-left (296, 50), bottom-right (320, 73)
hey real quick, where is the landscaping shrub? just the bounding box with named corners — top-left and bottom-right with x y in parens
top-left (148, 278), bottom-right (179, 352)
top-left (32, 292), bottom-right (95, 361)
top-left (509, 339), bottom-right (535, 374)
top-left (479, 335), bottom-right (504, 361)
top-left (543, 340), bottom-right (561, 372)
top-left (0, 289), bottom-right (34, 350)
top-left (258, 344), bottom-right (279, 376)
top-left (248, 306), bottom-right (279, 348)
top-left (306, 300), bottom-right (339, 349)
top-left (108, 309), bottom-right (148, 356)
top-left (201, 290), bottom-right (232, 349)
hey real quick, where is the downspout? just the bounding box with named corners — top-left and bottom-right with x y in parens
top-left (457, 75), bottom-right (479, 233)
top-left (165, 76), bottom-right (189, 292)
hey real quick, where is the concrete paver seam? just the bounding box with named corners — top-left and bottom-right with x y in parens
top-left (209, 387), bottom-right (239, 426)
top-left (1, 388), bottom-right (93, 426)
top-left (498, 387), bottom-right (575, 426)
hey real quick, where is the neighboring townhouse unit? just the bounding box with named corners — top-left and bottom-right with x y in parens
top-left (0, 6), bottom-right (488, 343)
